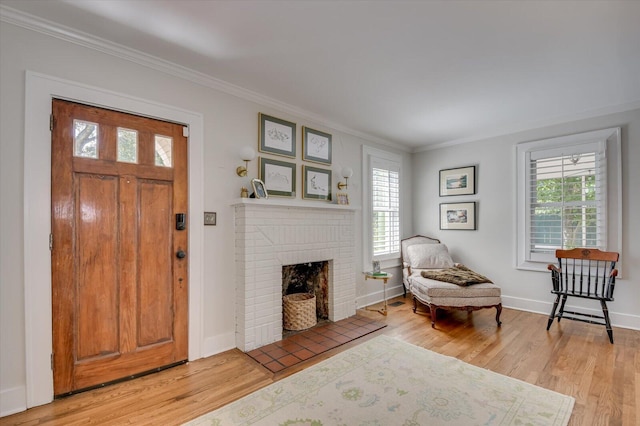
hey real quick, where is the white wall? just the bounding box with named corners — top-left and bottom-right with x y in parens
top-left (412, 109), bottom-right (640, 328)
top-left (0, 22), bottom-right (411, 415)
top-left (5, 9), bottom-right (637, 417)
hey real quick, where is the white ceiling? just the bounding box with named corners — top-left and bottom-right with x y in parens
top-left (2, 0), bottom-right (640, 150)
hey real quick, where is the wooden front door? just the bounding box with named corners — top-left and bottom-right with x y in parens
top-left (51, 99), bottom-right (188, 396)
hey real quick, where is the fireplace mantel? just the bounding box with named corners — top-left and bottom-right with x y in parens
top-left (234, 201), bottom-right (356, 351)
top-left (231, 198), bottom-right (359, 211)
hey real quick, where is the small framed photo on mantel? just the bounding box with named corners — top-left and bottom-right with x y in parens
top-left (250, 178), bottom-right (269, 199)
top-left (439, 166), bottom-right (476, 196)
top-left (336, 192), bottom-right (349, 205)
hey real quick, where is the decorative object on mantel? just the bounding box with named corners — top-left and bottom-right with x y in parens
top-left (250, 178), bottom-right (268, 199)
top-left (240, 187), bottom-right (249, 198)
top-left (235, 146), bottom-right (256, 177)
top-left (439, 165), bottom-right (476, 196)
top-left (259, 113), bottom-right (296, 158)
top-left (302, 165), bottom-right (332, 201)
top-left (259, 157), bottom-right (296, 197)
top-left (440, 201), bottom-right (476, 230)
top-left (336, 192), bottom-right (349, 205)
top-left (336, 166), bottom-right (353, 190)
top-left (302, 126), bottom-right (332, 164)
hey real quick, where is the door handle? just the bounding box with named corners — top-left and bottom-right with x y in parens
top-left (176, 250), bottom-right (186, 259)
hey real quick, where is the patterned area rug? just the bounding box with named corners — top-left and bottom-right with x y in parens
top-left (185, 335), bottom-right (574, 426)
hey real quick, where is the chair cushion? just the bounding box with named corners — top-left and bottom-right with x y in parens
top-left (409, 274), bottom-right (501, 307)
top-left (406, 244), bottom-right (454, 269)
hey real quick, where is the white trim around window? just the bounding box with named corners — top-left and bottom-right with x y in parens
top-left (362, 146), bottom-right (402, 271)
top-left (515, 127), bottom-right (622, 271)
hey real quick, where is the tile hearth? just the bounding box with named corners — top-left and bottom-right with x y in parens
top-left (246, 316), bottom-right (386, 373)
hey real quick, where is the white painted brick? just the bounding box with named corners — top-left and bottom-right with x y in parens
top-left (234, 204), bottom-right (356, 351)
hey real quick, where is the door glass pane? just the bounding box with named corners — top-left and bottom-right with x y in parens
top-left (74, 120), bottom-right (98, 158)
top-left (117, 128), bottom-right (138, 163)
top-left (155, 135), bottom-right (172, 167)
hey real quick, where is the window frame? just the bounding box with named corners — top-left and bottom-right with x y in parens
top-left (515, 127), bottom-right (622, 271)
top-left (362, 146), bottom-right (402, 271)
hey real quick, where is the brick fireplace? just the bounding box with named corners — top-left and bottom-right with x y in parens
top-left (233, 199), bottom-right (356, 351)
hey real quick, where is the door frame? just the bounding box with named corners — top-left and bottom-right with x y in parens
top-left (24, 71), bottom-right (204, 408)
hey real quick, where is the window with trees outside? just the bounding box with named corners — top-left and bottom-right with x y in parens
top-left (530, 151), bottom-right (600, 253)
top-left (516, 127), bottom-right (621, 271)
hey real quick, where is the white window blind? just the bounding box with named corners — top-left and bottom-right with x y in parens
top-left (372, 162), bottom-right (400, 258)
top-left (528, 145), bottom-right (606, 259)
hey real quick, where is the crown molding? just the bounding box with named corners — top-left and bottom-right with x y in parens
top-left (1, 4), bottom-right (410, 152)
top-left (414, 99), bottom-right (640, 153)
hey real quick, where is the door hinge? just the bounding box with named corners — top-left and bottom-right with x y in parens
top-left (49, 114), bottom-right (55, 131)
top-left (49, 233), bottom-right (53, 251)
top-left (182, 126), bottom-right (189, 137)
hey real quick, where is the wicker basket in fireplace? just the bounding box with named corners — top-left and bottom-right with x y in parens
top-left (283, 293), bottom-right (317, 331)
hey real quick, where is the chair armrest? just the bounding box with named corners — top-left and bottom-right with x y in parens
top-left (548, 264), bottom-right (561, 273)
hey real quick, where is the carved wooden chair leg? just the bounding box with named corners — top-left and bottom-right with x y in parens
top-left (495, 304), bottom-right (502, 326)
top-left (547, 294), bottom-right (561, 330)
top-left (429, 305), bottom-right (437, 328)
top-left (412, 297), bottom-right (417, 313)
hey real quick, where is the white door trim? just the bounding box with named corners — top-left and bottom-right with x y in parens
top-left (24, 71), bottom-right (204, 408)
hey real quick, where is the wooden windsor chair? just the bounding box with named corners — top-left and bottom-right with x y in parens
top-left (547, 248), bottom-right (619, 343)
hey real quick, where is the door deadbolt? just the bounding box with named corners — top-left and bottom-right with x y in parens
top-left (176, 213), bottom-right (186, 230)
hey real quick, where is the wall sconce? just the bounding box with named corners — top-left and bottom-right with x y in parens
top-left (337, 166), bottom-right (353, 190)
top-left (236, 146), bottom-right (256, 177)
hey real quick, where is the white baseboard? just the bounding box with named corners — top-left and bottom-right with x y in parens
top-left (0, 386), bottom-right (26, 418)
top-left (201, 332), bottom-right (236, 358)
top-left (501, 295), bottom-right (640, 331)
top-left (355, 290), bottom-right (640, 331)
top-left (356, 284), bottom-right (406, 309)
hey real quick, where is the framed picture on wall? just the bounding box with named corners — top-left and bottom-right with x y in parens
top-left (439, 166), bottom-right (476, 196)
top-left (302, 165), bottom-right (332, 201)
top-left (259, 157), bottom-right (296, 197)
top-left (259, 113), bottom-right (296, 158)
top-left (440, 202), bottom-right (476, 230)
top-left (302, 126), bottom-right (332, 164)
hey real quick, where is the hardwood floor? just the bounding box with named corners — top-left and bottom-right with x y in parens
top-left (3, 298), bottom-right (638, 425)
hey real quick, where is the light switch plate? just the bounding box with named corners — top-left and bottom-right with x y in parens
top-left (204, 212), bottom-right (217, 226)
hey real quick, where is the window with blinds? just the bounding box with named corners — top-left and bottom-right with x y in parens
top-left (528, 148), bottom-right (605, 258)
top-left (372, 165), bottom-right (400, 258)
top-left (516, 127), bottom-right (620, 271)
